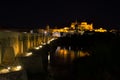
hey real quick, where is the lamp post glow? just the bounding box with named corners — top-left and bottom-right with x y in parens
top-left (11, 65), bottom-right (22, 71)
top-left (0, 68), bottom-right (9, 74)
top-left (25, 52), bottom-right (32, 56)
top-left (34, 47), bottom-right (40, 50)
top-left (48, 53), bottom-right (50, 64)
top-left (39, 45), bottom-right (42, 48)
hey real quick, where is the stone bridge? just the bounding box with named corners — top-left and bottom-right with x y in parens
top-left (0, 31), bottom-right (53, 71)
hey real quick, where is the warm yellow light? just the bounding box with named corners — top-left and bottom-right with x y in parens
top-left (42, 43), bottom-right (46, 45)
top-left (48, 54), bottom-right (50, 63)
top-left (47, 41), bottom-right (51, 44)
top-left (39, 45), bottom-right (43, 48)
top-left (59, 50), bottom-right (64, 55)
top-left (25, 52), bottom-right (32, 56)
top-left (34, 47), bottom-right (40, 50)
top-left (64, 27), bottom-right (69, 30)
top-left (81, 22), bottom-right (87, 25)
top-left (0, 68), bottom-right (9, 74)
top-left (50, 38), bottom-right (55, 41)
top-left (94, 28), bottom-right (107, 32)
top-left (11, 65), bottom-right (22, 71)
top-left (71, 25), bottom-right (74, 27)
top-left (63, 49), bottom-right (67, 55)
top-left (7, 67), bottom-right (11, 70)
top-left (79, 51), bottom-right (90, 57)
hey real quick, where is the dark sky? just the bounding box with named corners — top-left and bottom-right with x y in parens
top-left (0, 0), bottom-right (120, 29)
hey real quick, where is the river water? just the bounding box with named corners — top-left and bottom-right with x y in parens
top-left (48, 46), bottom-right (91, 80)
top-left (47, 33), bottom-right (120, 80)
top-left (27, 33), bottom-right (120, 80)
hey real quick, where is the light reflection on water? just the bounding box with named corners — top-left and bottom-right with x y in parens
top-left (54, 46), bottom-right (90, 63)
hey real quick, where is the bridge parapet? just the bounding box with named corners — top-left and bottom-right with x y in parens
top-left (0, 31), bottom-right (52, 66)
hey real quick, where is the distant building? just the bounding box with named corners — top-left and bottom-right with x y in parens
top-left (70, 21), bottom-right (93, 31)
top-left (94, 28), bottom-right (107, 32)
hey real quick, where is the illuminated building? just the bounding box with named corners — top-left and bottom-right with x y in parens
top-left (71, 21), bottom-right (93, 31)
top-left (94, 28), bottom-right (107, 32)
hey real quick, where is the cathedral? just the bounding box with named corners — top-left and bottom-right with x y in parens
top-left (70, 21), bottom-right (93, 31)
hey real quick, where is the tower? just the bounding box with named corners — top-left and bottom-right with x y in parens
top-left (75, 24), bottom-right (79, 32)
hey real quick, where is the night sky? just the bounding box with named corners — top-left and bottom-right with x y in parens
top-left (0, 0), bottom-right (120, 29)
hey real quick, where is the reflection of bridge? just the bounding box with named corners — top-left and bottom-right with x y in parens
top-left (0, 30), bottom-right (53, 74)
